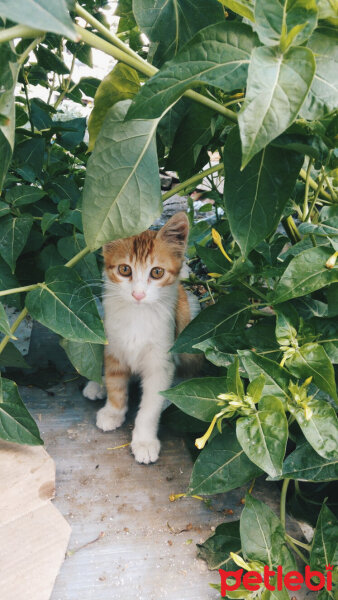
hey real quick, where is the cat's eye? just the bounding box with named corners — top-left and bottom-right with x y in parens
top-left (118, 264), bottom-right (132, 277)
top-left (150, 267), bottom-right (164, 279)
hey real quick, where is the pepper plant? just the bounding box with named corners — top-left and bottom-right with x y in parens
top-left (0, 0), bottom-right (337, 595)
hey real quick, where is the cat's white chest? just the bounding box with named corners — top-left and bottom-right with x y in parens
top-left (103, 296), bottom-right (175, 372)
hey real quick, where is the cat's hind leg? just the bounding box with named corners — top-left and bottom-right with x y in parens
top-left (96, 353), bottom-right (130, 432)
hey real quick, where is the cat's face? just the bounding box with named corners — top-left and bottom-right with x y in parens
top-left (103, 212), bottom-right (189, 305)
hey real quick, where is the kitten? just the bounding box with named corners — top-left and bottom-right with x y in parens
top-left (83, 212), bottom-right (200, 464)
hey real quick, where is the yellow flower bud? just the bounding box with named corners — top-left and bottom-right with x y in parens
top-left (325, 251), bottom-right (338, 269)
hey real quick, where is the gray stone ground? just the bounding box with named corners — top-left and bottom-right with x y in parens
top-left (16, 324), bottom-right (312, 600)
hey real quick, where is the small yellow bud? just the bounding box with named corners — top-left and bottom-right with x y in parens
top-left (325, 251), bottom-right (338, 269)
top-left (305, 405), bottom-right (313, 421)
top-left (211, 228), bottom-right (233, 263)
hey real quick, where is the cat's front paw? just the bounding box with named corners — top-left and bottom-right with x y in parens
top-left (131, 436), bottom-right (161, 464)
top-left (96, 405), bottom-right (126, 431)
top-left (83, 380), bottom-right (106, 401)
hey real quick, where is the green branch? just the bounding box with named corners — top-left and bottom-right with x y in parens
top-left (299, 168), bottom-right (331, 202)
top-left (162, 163), bottom-right (224, 201)
top-left (0, 24), bottom-right (44, 44)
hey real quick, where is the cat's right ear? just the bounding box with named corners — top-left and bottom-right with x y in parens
top-left (157, 212), bottom-right (189, 256)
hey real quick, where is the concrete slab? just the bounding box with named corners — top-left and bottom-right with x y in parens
top-left (20, 380), bottom-right (308, 600)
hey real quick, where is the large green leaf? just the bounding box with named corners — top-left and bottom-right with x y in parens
top-left (218, 0), bottom-right (254, 21)
top-left (301, 27), bottom-right (338, 120)
top-left (238, 350), bottom-right (291, 401)
top-left (6, 185), bottom-right (45, 207)
top-left (223, 128), bottom-right (303, 256)
top-left (254, 0), bottom-right (318, 48)
top-left (275, 439), bottom-right (338, 481)
top-left (0, 376), bottom-right (43, 445)
top-left (172, 292), bottom-right (250, 354)
top-left (195, 244), bottom-right (230, 275)
top-left (238, 46), bottom-right (315, 167)
top-left (194, 334), bottom-right (245, 367)
top-left (133, 0), bottom-right (224, 66)
top-left (36, 45), bottom-right (69, 75)
top-left (0, 0), bottom-right (77, 40)
top-left (88, 63), bottom-right (140, 152)
top-left (240, 495), bottom-right (294, 570)
top-left (127, 22), bottom-right (259, 121)
top-left (60, 339), bottom-right (103, 384)
top-left (161, 377), bottom-right (227, 422)
top-left (286, 343), bottom-right (337, 402)
top-left (288, 395), bottom-right (338, 459)
top-left (197, 521), bottom-right (241, 570)
top-left (57, 233), bottom-right (101, 294)
top-left (0, 44), bottom-right (19, 190)
top-left (25, 266), bottom-right (106, 344)
top-left (0, 214), bottom-right (33, 273)
top-left (188, 426), bottom-right (262, 495)
top-left (275, 303), bottom-right (299, 345)
top-left (236, 396), bottom-right (288, 477)
top-left (83, 100), bottom-right (162, 250)
top-left (273, 246), bottom-right (338, 304)
top-left (310, 505), bottom-right (338, 575)
top-left (227, 357), bottom-right (244, 399)
top-left (0, 342), bottom-right (29, 368)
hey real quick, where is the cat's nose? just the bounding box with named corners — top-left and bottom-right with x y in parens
top-left (132, 291), bottom-right (146, 301)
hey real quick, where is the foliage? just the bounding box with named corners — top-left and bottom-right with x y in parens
top-left (0, 0), bottom-right (337, 595)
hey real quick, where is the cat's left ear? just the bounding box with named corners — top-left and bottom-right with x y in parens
top-left (157, 212), bottom-right (189, 256)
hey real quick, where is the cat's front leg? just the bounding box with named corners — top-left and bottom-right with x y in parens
top-left (96, 352), bottom-right (130, 432)
top-left (131, 356), bottom-right (174, 464)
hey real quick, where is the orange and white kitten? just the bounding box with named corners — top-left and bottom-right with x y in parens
top-left (83, 213), bottom-right (199, 464)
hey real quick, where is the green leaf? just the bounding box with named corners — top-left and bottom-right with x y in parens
top-left (41, 212), bottom-right (58, 235)
top-left (14, 137), bottom-right (45, 176)
top-left (301, 27), bottom-right (338, 120)
top-left (6, 185), bottom-right (45, 207)
top-left (246, 374), bottom-right (266, 404)
top-left (0, 201), bottom-right (10, 218)
top-left (236, 396), bottom-right (288, 477)
top-left (172, 292), bottom-right (250, 354)
top-left (196, 244), bottom-right (230, 275)
top-left (133, 0), bottom-right (224, 66)
top-left (88, 63), bottom-right (140, 152)
top-left (0, 44), bottom-right (19, 190)
top-left (310, 505), bottom-right (338, 574)
top-left (286, 343), bottom-right (337, 402)
top-left (288, 395), bottom-right (338, 459)
top-left (197, 521), bottom-right (241, 570)
top-left (25, 266), bottom-right (106, 344)
top-left (227, 357), bottom-right (244, 399)
top-left (254, 0), bottom-right (318, 48)
top-left (60, 339), bottom-right (103, 384)
top-left (0, 214), bottom-right (33, 273)
top-left (57, 234), bottom-right (101, 294)
top-left (0, 376), bottom-right (43, 445)
top-left (0, 256), bottom-right (20, 308)
top-left (218, 0), bottom-right (254, 21)
top-left (238, 350), bottom-right (291, 401)
top-left (127, 22), bottom-right (258, 121)
top-left (275, 303), bottom-right (299, 345)
top-left (161, 377), bottom-right (227, 422)
top-left (0, 341), bottom-right (29, 368)
top-left (273, 246), bottom-right (338, 304)
top-left (0, 300), bottom-right (13, 337)
top-left (275, 439), bottom-right (338, 481)
top-left (194, 334), bottom-right (245, 367)
top-left (0, 0), bottom-right (77, 40)
top-left (316, 0), bottom-right (338, 20)
top-left (188, 426), bottom-right (262, 495)
top-left (238, 46), bottom-right (315, 167)
top-left (56, 117), bottom-right (86, 150)
top-left (35, 45), bottom-right (69, 75)
top-left (223, 128), bottom-right (303, 256)
top-left (83, 100), bottom-right (162, 250)
top-left (240, 494), bottom-right (289, 568)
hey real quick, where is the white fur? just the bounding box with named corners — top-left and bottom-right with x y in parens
top-left (83, 380), bottom-right (106, 401)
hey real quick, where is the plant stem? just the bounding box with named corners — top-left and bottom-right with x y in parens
top-left (302, 158), bottom-right (314, 221)
top-left (285, 534), bottom-right (311, 552)
top-left (75, 3), bottom-right (148, 66)
top-left (306, 171), bottom-right (326, 221)
top-left (0, 284), bottom-right (39, 298)
top-left (238, 279), bottom-right (267, 302)
top-left (286, 537), bottom-right (309, 564)
top-left (74, 26), bottom-right (238, 122)
top-left (54, 51), bottom-right (77, 109)
top-left (280, 478), bottom-right (290, 529)
top-left (22, 73), bottom-right (34, 133)
top-left (283, 216), bottom-right (301, 244)
top-left (65, 245), bottom-right (91, 268)
top-left (0, 24), bottom-right (44, 44)
top-left (17, 36), bottom-right (44, 66)
top-left (299, 168), bottom-right (331, 202)
top-left (162, 164), bottom-right (224, 201)
top-left (0, 308), bottom-right (28, 355)
top-left (323, 173), bottom-right (337, 202)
